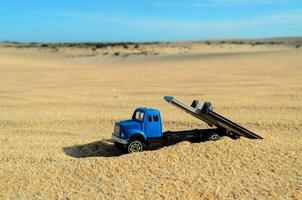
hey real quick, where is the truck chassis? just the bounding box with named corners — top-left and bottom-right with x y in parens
top-left (147, 128), bottom-right (225, 145)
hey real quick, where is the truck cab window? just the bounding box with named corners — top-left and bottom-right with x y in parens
top-left (132, 111), bottom-right (145, 122)
top-left (147, 115), bottom-right (152, 122)
top-left (153, 115), bottom-right (159, 122)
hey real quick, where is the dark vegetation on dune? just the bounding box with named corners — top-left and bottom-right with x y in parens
top-left (204, 38), bottom-right (302, 47)
top-left (1, 41), bottom-right (161, 49)
top-left (1, 37), bottom-right (302, 49)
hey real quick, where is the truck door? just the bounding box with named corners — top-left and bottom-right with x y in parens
top-left (145, 113), bottom-right (162, 138)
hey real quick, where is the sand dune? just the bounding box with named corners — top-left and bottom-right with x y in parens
top-left (0, 41), bottom-right (301, 199)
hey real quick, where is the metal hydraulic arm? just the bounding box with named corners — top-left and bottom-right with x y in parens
top-left (164, 96), bottom-right (263, 139)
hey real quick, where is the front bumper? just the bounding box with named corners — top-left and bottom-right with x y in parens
top-left (112, 134), bottom-right (128, 144)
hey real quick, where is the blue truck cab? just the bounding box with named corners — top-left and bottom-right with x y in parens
top-left (112, 107), bottom-right (163, 153)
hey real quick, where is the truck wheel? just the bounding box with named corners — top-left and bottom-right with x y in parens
top-left (208, 133), bottom-right (220, 141)
top-left (127, 139), bottom-right (144, 153)
top-left (114, 142), bottom-right (125, 151)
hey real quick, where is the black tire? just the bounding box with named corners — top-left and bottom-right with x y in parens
top-left (127, 139), bottom-right (144, 153)
top-left (114, 142), bottom-right (125, 151)
top-left (208, 133), bottom-right (220, 141)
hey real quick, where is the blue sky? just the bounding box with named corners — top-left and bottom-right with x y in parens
top-left (0, 0), bottom-right (301, 42)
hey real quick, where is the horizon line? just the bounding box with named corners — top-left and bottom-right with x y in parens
top-left (1, 36), bottom-right (302, 44)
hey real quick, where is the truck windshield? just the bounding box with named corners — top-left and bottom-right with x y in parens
top-left (132, 110), bottom-right (145, 122)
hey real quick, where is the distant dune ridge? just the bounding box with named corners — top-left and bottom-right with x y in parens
top-left (0, 38), bottom-right (301, 199)
top-left (1, 37), bottom-right (301, 58)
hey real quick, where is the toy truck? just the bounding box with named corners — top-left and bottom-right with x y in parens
top-left (112, 96), bottom-right (262, 153)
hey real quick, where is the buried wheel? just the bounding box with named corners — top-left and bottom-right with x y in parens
top-left (127, 139), bottom-right (144, 153)
top-left (208, 133), bottom-right (220, 141)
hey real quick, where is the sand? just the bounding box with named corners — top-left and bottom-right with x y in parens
top-left (0, 41), bottom-right (301, 199)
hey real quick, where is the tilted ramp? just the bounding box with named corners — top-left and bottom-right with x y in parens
top-left (164, 96), bottom-right (263, 139)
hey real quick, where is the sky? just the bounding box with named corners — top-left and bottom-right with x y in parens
top-left (0, 0), bottom-right (301, 42)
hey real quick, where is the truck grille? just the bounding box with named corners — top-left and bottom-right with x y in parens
top-left (114, 124), bottom-right (120, 135)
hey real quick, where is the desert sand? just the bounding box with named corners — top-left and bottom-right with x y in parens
top-left (0, 40), bottom-right (301, 199)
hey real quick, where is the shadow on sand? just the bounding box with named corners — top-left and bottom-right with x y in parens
top-left (63, 134), bottom-right (210, 158)
top-left (63, 139), bottom-right (124, 158)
